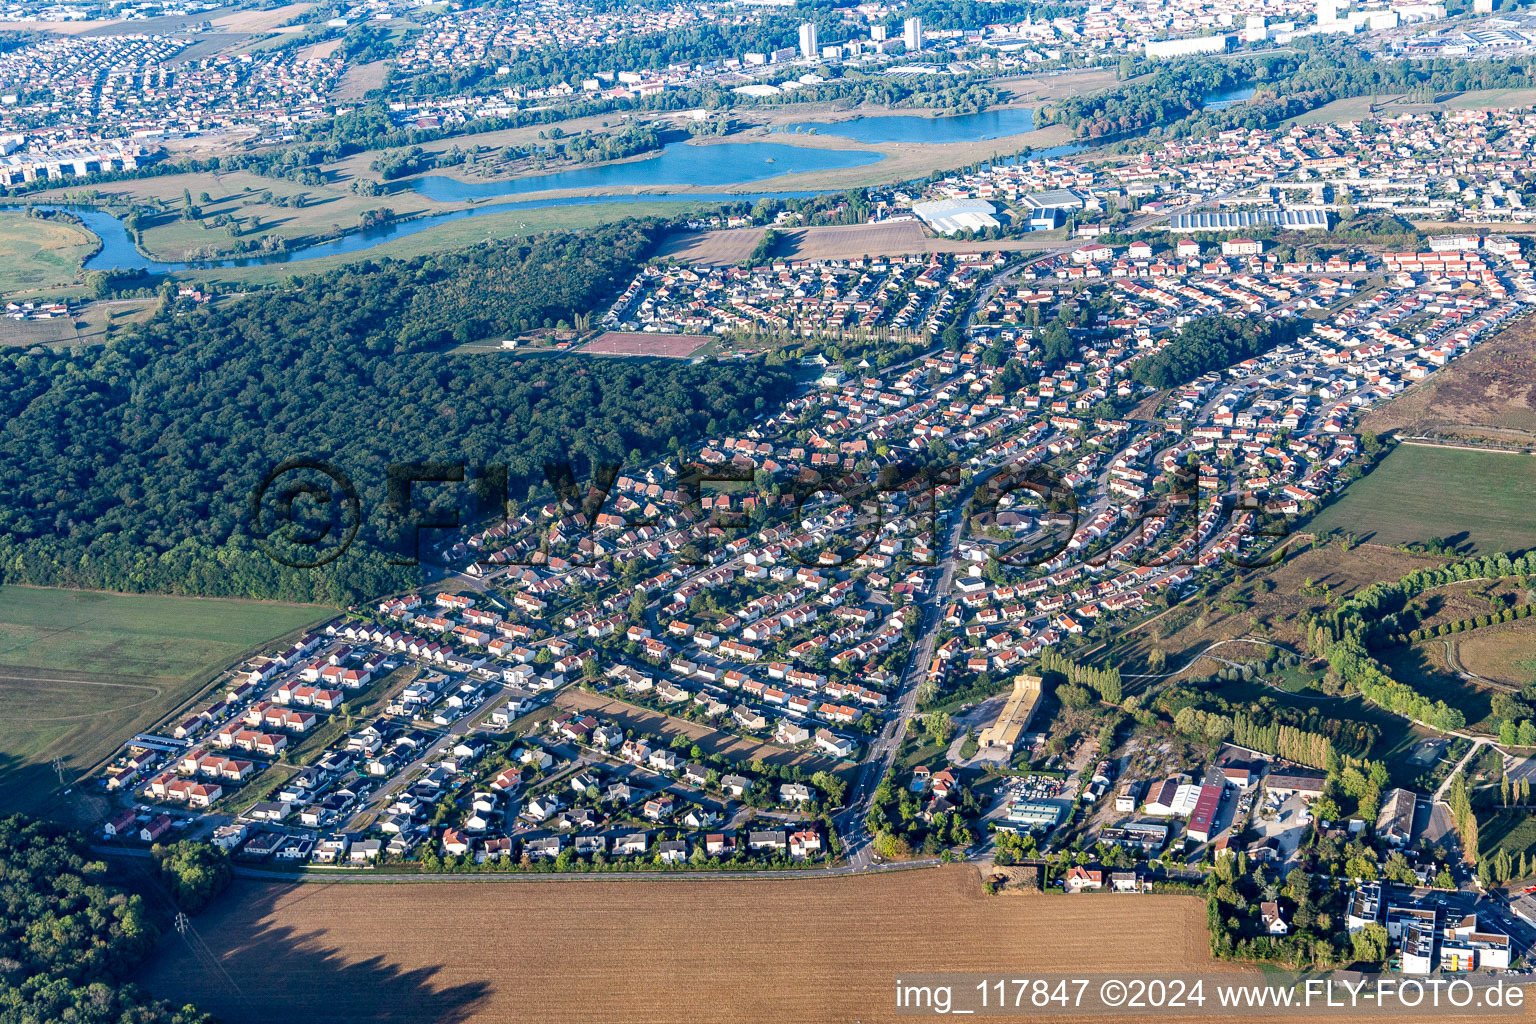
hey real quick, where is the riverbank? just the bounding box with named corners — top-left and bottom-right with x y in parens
top-left (6, 99), bottom-right (1103, 283)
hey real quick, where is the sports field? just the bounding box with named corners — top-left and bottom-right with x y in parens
top-left (1309, 445), bottom-right (1536, 554)
top-left (141, 868), bottom-right (1235, 1024)
top-left (579, 331), bottom-right (709, 358)
top-left (0, 586), bottom-right (330, 811)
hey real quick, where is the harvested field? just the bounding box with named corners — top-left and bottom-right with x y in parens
top-left (556, 688), bottom-right (850, 775)
top-left (778, 220), bottom-right (1067, 259)
top-left (141, 868), bottom-right (1244, 1024)
top-left (1309, 445), bottom-right (1536, 554)
top-left (578, 331), bottom-right (709, 358)
top-left (296, 37), bottom-right (343, 59)
top-left (655, 226), bottom-right (765, 265)
top-left (210, 2), bottom-right (313, 31)
top-left (1363, 316), bottom-right (1536, 442)
top-left (1456, 618), bottom-right (1536, 688)
top-left (786, 220), bottom-right (934, 259)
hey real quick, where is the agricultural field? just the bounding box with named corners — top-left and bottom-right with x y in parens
top-left (654, 226), bottom-right (769, 266)
top-left (0, 586), bottom-right (331, 812)
top-left (555, 688), bottom-right (851, 777)
top-left (1363, 317), bottom-right (1536, 443)
top-left (334, 58), bottom-right (392, 100)
top-left (0, 297), bottom-right (157, 348)
top-left (297, 36), bottom-right (344, 60)
top-left (0, 211), bottom-right (99, 297)
top-left (1455, 618), bottom-right (1536, 688)
top-left (208, 2), bottom-right (313, 31)
top-left (140, 868), bottom-right (1234, 1024)
top-left (1308, 445), bottom-right (1536, 555)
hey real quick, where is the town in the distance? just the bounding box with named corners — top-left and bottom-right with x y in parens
top-left (5, 0), bottom-right (1536, 1022)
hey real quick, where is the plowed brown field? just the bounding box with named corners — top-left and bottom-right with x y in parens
top-left (142, 868), bottom-right (1227, 1024)
top-left (140, 866), bottom-right (1536, 1023)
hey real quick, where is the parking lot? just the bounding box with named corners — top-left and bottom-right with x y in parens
top-left (1249, 791), bottom-right (1311, 865)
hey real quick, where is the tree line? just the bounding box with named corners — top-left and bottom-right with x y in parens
top-left (1039, 647), bottom-right (1122, 703)
top-left (1231, 712), bottom-right (1332, 771)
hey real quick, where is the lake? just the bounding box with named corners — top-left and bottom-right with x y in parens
top-left (409, 140), bottom-right (884, 203)
top-left (779, 107), bottom-right (1035, 144)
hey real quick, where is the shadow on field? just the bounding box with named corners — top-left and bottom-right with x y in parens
top-left (0, 751), bottom-right (66, 817)
top-left (139, 880), bottom-right (492, 1024)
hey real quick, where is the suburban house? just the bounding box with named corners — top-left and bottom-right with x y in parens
top-left (1261, 901), bottom-right (1289, 935)
top-left (1065, 865), bottom-right (1105, 891)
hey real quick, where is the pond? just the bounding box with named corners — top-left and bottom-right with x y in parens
top-left (778, 107), bottom-right (1035, 145)
top-left (408, 140), bottom-right (884, 203)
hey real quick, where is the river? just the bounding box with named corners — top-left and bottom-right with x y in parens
top-left (29, 192), bottom-right (825, 274)
top-left (25, 109), bottom-right (1131, 274)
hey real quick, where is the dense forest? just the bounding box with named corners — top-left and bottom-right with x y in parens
top-left (0, 816), bottom-right (210, 1024)
top-left (0, 224), bottom-right (793, 604)
top-left (1131, 315), bottom-right (1305, 389)
top-left (1042, 55), bottom-right (1251, 138)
